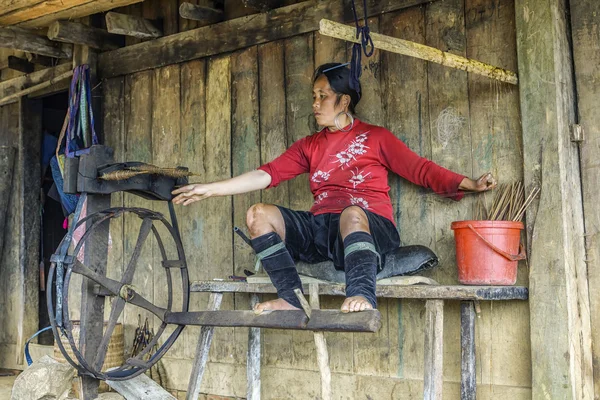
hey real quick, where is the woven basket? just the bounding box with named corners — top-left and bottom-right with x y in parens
top-left (53, 321), bottom-right (124, 392)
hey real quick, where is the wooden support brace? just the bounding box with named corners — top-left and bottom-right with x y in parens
top-left (107, 372), bottom-right (176, 399)
top-left (0, 69), bottom-right (73, 107)
top-left (423, 299), bottom-right (444, 400)
top-left (0, 26), bottom-right (72, 59)
top-left (179, 2), bottom-right (223, 26)
top-left (47, 20), bottom-right (123, 51)
top-left (186, 292), bottom-right (223, 400)
top-left (247, 294), bottom-right (261, 400)
top-left (461, 301), bottom-right (476, 400)
top-left (319, 19), bottom-right (518, 85)
top-left (309, 283), bottom-right (332, 400)
top-left (105, 12), bottom-right (163, 39)
top-left (7, 56), bottom-right (34, 74)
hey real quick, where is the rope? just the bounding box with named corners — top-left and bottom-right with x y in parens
top-left (349, 0), bottom-right (374, 97)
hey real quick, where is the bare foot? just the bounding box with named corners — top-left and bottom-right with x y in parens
top-left (253, 298), bottom-right (300, 315)
top-left (341, 296), bottom-right (373, 313)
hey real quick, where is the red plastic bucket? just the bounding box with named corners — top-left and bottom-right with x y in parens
top-left (451, 220), bottom-right (526, 285)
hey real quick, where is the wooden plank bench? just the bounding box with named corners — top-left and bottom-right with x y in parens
top-left (185, 279), bottom-right (528, 400)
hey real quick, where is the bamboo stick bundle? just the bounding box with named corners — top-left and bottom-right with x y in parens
top-left (484, 181), bottom-right (539, 222)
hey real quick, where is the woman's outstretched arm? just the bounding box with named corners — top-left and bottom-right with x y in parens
top-left (171, 169), bottom-right (272, 206)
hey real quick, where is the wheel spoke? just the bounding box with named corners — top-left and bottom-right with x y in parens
top-left (72, 260), bottom-right (121, 296)
top-left (122, 218), bottom-right (153, 285)
top-left (92, 297), bottom-right (126, 371)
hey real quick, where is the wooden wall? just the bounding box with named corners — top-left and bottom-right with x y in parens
top-left (99, 0), bottom-right (531, 398)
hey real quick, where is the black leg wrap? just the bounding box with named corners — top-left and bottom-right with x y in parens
top-left (343, 231), bottom-right (378, 308)
top-left (251, 232), bottom-right (303, 308)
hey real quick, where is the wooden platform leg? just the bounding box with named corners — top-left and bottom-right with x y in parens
top-left (309, 283), bottom-right (332, 400)
top-left (247, 294), bottom-right (261, 400)
top-left (186, 292), bottom-right (223, 400)
top-left (423, 299), bottom-right (444, 400)
top-left (461, 301), bottom-right (476, 400)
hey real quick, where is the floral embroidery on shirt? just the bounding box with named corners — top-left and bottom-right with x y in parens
top-left (311, 169), bottom-right (333, 183)
top-left (331, 131), bottom-right (370, 169)
top-left (349, 168), bottom-right (371, 188)
top-left (314, 192), bottom-right (328, 205)
top-left (349, 194), bottom-right (369, 209)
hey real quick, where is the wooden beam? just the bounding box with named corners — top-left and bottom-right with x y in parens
top-left (0, 62), bottom-right (71, 100)
top-left (0, 27), bottom-right (71, 59)
top-left (190, 281), bottom-right (529, 300)
top-left (0, 0), bottom-right (48, 16)
top-left (15, 0), bottom-right (145, 29)
top-left (98, 0), bottom-right (437, 78)
top-left (166, 309), bottom-right (382, 332)
top-left (7, 56), bottom-right (33, 73)
top-left (105, 11), bottom-right (162, 39)
top-left (0, 69), bottom-right (72, 107)
top-left (25, 53), bottom-right (55, 67)
top-left (319, 19), bottom-right (518, 85)
top-left (179, 2), bottom-right (223, 26)
top-left (515, 0), bottom-right (594, 398)
top-left (47, 20), bottom-right (123, 51)
top-left (0, 0), bottom-right (94, 25)
top-left (570, 1), bottom-right (600, 395)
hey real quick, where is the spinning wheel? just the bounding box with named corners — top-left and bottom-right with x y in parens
top-left (48, 205), bottom-right (189, 381)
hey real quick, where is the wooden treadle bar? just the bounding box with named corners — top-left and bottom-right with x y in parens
top-left (165, 309), bottom-right (381, 332)
top-left (190, 281), bottom-right (528, 301)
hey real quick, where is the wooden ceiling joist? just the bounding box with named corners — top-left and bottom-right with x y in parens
top-left (179, 2), bottom-right (223, 25)
top-left (0, 0), bottom-right (94, 26)
top-left (47, 20), bottom-right (123, 51)
top-left (105, 11), bottom-right (162, 39)
top-left (6, 0), bottom-right (144, 29)
top-left (7, 55), bottom-right (34, 73)
top-left (0, 26), bottom-right (71, 58)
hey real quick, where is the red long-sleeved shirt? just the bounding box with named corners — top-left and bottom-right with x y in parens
top-left (258, 120), bottom-right (466, 223)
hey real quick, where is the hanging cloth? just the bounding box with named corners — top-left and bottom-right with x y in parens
top-left (349, 0), bottom-right (374, 97)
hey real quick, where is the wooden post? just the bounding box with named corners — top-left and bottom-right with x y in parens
top-left (460, 301), bottom-right (476, 400)
top-left (186, 292), bottom-right (223, 400)
top-left (569, 0), bottom-right (600, 396)
top-left (318, 19), bottom-right (518, 85)
top-left (247, 294), bottom-right (261, 400)
top-left (0, 146), bottom-right (15, 262)
top-left (515, 0), bottom-right (594, 398)
top-left (79, 146), bottom-right (113, 398)
top-left (309, 283), bottom-right (331, 400)
top-left (423, 300), bottom-right (443, 400)
top-left (14, 97), bottom-right (42, 366)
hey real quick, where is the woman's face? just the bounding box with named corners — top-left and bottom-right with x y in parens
top-left (312, 75), bottom-right (348, 129)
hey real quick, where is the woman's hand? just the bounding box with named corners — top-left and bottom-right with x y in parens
top-left (172, 183), bottom-right (215, 205)
top-left (459, 172), bottom-right (497, 192)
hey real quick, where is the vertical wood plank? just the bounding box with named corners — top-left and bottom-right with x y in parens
top-left (284, 33), bottom-right (314, 212)
top-left (179, 58), bottom-right (208, 359)
top-left (123, 71), bottom-right (155, 356)
top-left (247, 294), bottom-right (261, 400)
top-left (314, 30), bottom-right (347, 70)
top-left (570, 0), bottom-right (600, 395)
top-left (460, 301), bottom-right (476, 400)
top-left (309, 284), bottom-right (331, 400)
top-left (349, 17), bottom-right (383, 125)
top-left (231, 46), bottom-right (260, 365)
top-left (464, 0), bottom-right (529, 389)
top-left (204, 55), bottom-right (234, 365)
top-left (258, 40), bottom-right (288, 207)
top-left (257, 39), bottom-right (295, 371)
top-left (102, 77), bottom-right (126, 324)
top-left (381, 7), bottom-right (432, 380)
top-left (423, 299), bottom-right (444, 400)
top-left (515, 0), bottom-right (593, 398)
top-left (152, 64), bottom-right (184, 358)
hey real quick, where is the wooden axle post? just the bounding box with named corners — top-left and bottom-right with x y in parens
top-left (309, 283), bottom-right (332, 400)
